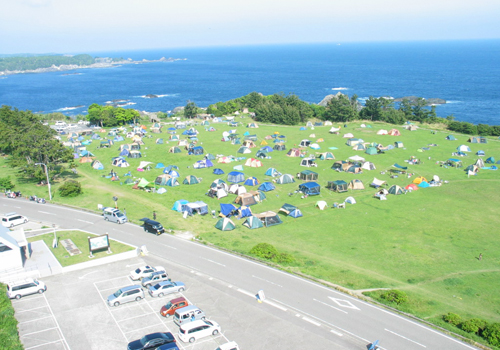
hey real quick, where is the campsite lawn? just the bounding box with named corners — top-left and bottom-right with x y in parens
top-left (3, 117), bottom-right (500, 327)
top-left (27, 230), bottom-right (135, 267)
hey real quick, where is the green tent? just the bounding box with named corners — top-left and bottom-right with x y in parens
top-left (365, 147), bottom-right (378, 155)
top-left (388, 185), bottom-right (405, 195)
top-left (242, 216), bottom-right (264, 229)
top-left (183, 175), bottom-right (200, 185)
top-left (137, 178), bottom-right (151, 188)
top-left (215, 218), bottom-right (236, 231)
top-left (124, 178), bottom-right (134, 185)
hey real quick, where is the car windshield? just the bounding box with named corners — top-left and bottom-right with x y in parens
top-left (165, 301), bottom-right (172, 309)
top-left (113, 289), bottom-right (122, 297)
top-left (116, 212), bottom-right (125, 217)
top-left (153, 283), bottom-right (161, 290)
top-left (135, 268), bottom-right (141, 273)
top-left (153, 224), bottom-right (163, 230)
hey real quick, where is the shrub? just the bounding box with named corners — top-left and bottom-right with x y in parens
top-left (0, 176), bottom-right (15, 191)
top-left (483, 323), bottom-right (500, 346)
top-left (250, 243), bottom-right (278, 260)
top-left (277, 252), bottom-right (294, 264)
top-left (58, 180), bottom-right (82, 197)
top-left (380, 290), bottom-right (408, 305)
top-left (460, 318), bottom-right (488, 335)
top-left (443, 312), bottom-right (462, 326)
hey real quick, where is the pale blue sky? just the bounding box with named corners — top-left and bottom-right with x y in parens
top-left (1, 0), bottom-right (499, 54)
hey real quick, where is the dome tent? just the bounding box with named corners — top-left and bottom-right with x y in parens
top-left (183, 175), bottom-right (201, 185)
top-left (215, 217), bottom-right (235, 231)
top-left (227, 171), bottom-right (245, 183)
top-left (242, 216), bottom-right (264, 229)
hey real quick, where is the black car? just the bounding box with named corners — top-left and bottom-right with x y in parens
top-left (127, 332), bottom-right (175, 350)
top-left (140, 218), bottom-right (165, 235)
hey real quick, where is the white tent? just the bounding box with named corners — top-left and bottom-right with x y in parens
top-left (138, 161), bottom-right (153, 169)
top-left (315, 201), bottom-right (328, 210)
top-left (344, 196), bottom-right (356, 204)
top-left (329, 127), bottom-right (340, 133)
top-left (343, 133), bottom-right (354, 138)
top-left (349, 155), bottom-right (365, 162)
top-left (377, 129), bottom-right (388, 135)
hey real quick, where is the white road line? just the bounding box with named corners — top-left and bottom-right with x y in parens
top-left (38, 211), bottom-right (55, 215)
top-left (79, 270), bottom-right (99, 279)
top-left (313, 298), bottom-right (348, 314)
top-left (21, 327), bottom-right (59, 337)
top-left (42, 293), bottom-right (70, 350)
top-left (263, 299), bottom-right (287, 311)
top-left (24, 339), bottom-right (64, 350)
top-left (157, 242), bottom-right (178, 250)
top-left (12, 295), bottom-right (45, 303)
top-left (77, 219), bottom-right (94, 224)
top-left (330, 329), bottom-right (343, 336)
top-left (252, 274), bottom-right (283, 287)
top-left (302, 316), bottom-right (321, 326)
top-left (236, 288), bottom-right (255, 298)
top-left (385, 328), bottom-right (427, 348)
top-left (201, 257), bottom-right (226, 267)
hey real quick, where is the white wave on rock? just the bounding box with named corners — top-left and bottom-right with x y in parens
top-left (332, 87), bottom-right (349, 90)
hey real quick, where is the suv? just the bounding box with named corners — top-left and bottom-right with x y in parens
top-left (2, 212), bottom-right (28, 228)
top-left (7, 279), bottom-right (47, 299)
top-left (103, 208), bottom-right (127, 224)
top-left (141, 270), bottom-right (169, 288)
top-left (107, 285), bottom-right (144, 307)
top-left (140, 218), bottom-right (165, 235)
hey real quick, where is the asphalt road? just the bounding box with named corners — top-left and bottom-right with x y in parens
top-left (2, 197), bottom-right (480, 350)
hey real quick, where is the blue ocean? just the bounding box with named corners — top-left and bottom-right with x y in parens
top-left (1, 40), bottom-right (499, 125)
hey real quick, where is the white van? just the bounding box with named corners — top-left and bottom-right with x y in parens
top-left (7, 279), bottom-right (47, 299)
top-left (173, 305), bottom-right (206, 326)
top-left (2, 212), bottom-right (28, 228)
top-left (103, 208), bottom-right (127, 224)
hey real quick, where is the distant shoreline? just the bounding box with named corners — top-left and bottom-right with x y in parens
top-left (0, 57), bottom-right (186, 76)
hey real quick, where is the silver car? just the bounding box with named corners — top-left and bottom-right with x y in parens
top-left (148, 281), bottom-right (185, 298)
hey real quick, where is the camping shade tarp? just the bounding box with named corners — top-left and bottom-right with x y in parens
top-left (393, 163), bottom-right (408, 170)
top-left (220, 204), bottom-right (237, 217)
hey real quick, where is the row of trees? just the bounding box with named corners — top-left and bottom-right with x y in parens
top-left (87, 104), bottom-right (141, 127)
top-left (0, 54), bottom-right (95, 72)
top-left (0, 106), bottom-right (74, 182)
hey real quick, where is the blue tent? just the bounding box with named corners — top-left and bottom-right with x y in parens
top-left (165, 165), bottom-right (179, 172)
top-left (190, 146), bottom-right (204, 155)
top-left (155, 163), bottom-right (165, 169)
top-left (258, 182), bottom-right (275, 192)
top-left (289, 209), bottom-right (303, 218)
top-left (220, 203), bottom-right (237, 217)
top-left (91, 134), bottom-right (101, 140)
top-left (227, 171), bottom-right (245, 183)
top-left (166, 178), bottom-right (180, 187)
top-left (393, 163), bottom-right (408, 170)
top-left (486, 157), bottom-right (495, 164)
top-left (213, 168), bottom-right (225, 175)
top-left (299, 182), bottom-right (320, 196)
top-left (300, 127), bottom-right (307, 130)
top-left (418, 181), bottom-right (430, 188)
top-left (476, 150), bottom-right (485, 156)
top-left (119, 149), bottom-right (129, 157)
top-left (168, 170), bottom-right (180, 178)
top-left (265, 168), bottom-right (280, 177)
top-left (238, 206), bottom-right (252, 218)
top-left (172, 199), bottom-right (189, 212)
top-left (244, 177), bottom-right (259, 186)
top-left (260, 146), bottom-right (273, 153)
top-left (114, 135), bottom-right (124, 142)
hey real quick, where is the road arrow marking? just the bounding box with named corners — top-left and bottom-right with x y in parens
top-left (313, 298), bottom-right (348, 314)
top-left (328, 296), bottom-right (360, 310)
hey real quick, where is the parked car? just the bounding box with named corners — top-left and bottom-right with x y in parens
top-left (160, 297), bottom-right (189, 318)
top-left (215, 342), bottom-right (240, 350)
top-left (140, 218), bottom-right (165, 235)
top-left (1, 212), bottom-right (28, 228)
top-left (148, 281), bottom-right (185, 298)
top-left (141, 270), bottom-right (169, 288)
top-left (107, 285), bottom-right (144, 307)
top-left (7, 279), bottom-right (46, 299)
top-left (156, 343), bottom-right (179, 350)
top-left (178, 319), bottom-right (221, 343)
top-left (127, 332), bottom-right (176, 350)
top-left (55, 120), bottom-right (67, 126)
top-left (130, 265), bottom-right (164, 281)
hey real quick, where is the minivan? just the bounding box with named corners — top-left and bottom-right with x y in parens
top-left (7, 279), bottom-right (47, 299)
top-left (103, 208), bottom-right (127, 224)
top-left (173, 305), bottom-right (205, 326)
top-left (160, 297), bottom-right (189, 318)
top-left (178, 319), bottom-right (220, 343)
top-left (141, 218), bottom-right (165, 235)
top-left (107, 285), bottom-right (144, 307)
top-left (2, 212), bottom-right (28, 228)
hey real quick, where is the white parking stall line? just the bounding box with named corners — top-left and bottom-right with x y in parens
top-left (93, 282), bottom-right (129, 342)
top-left (302, 316), bottom-right (321, 327)
top-left (24, 339), bottom-right (65, 350)
top-left (42, 294), bottom-right (70, 350)
top-left (21, 327), bottom-right (59, 337)
top-left (313, 298), bottom-right (348, 314)
top-left (115, 310), bottom-right (156, 322)
top-left (12, 295), bottom-right (45, 303)
top-left (385, 328), bottom-right (427, 348)
top-left (15, 305), bottom-right (49, 312)
top-left (94, 275), bottom-right (133, 285)
top-left (123, 322), bottom-right (165, 334)
top-left (18, 315), bottom-right (53, 324)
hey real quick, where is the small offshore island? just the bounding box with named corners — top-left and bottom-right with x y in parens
top-left (0, 54), bottom-right (186, 76)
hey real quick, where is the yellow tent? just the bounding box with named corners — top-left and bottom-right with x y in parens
top-left (260, 140), bottom-right (268, 145)
top-left (413, 176), bottom-right (428, 184)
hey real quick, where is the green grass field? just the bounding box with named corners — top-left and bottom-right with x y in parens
top-left (3, 117), bottom-right (500, 332)
top-left (27, 230), bottom-right (135, 267)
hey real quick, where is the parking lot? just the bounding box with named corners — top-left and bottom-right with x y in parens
top-left (12, 254), bottom-right (346, 350)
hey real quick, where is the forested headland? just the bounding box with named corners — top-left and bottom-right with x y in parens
top-left (0, 54), bottom-right (97, 72)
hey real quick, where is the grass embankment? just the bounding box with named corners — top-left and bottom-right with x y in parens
top-left (27, 230), bottom-right (135, 267)
top-left (2, 117), bottom-right (500, 346)
top-left (0, 284), bottom-right (23, 350)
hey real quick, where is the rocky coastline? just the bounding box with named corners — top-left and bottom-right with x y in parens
top-left (0, 57), bottom-right (186, 76)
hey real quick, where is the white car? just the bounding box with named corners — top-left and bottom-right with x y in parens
top-left (179, 319), bottom-right (221, 343)
top-left (2, 212), bottom-right (28, 228)
top-left (216, 342), bottom-right (240, 350)
top-left (148, 281), bottom-right (185, 297)
top-left (129, 265), bottom-right (164, 280)
top-left (55, 121), bottom-right (67, 126)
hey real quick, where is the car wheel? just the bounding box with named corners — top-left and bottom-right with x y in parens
top-left (189, 337), bottom-right (195, 343)
top-left (104, 217), bottom-right (108, 221)
top-left (212, 330), bottom-right (219, 335)
top-left (38, 289), bottom-right (44, 294)
top-left (15, 294), bottom-right (21, 300)
top-left (135, 296), bottom-right (142, 301)
top-left (158, 293), bottom-right (164, 298)
top-left (114, 301), bottom-right (120, 307)
top-left (179, 287), bottom-right (185, 292)
top-left (9, 223), bottom-right (13, 228)
top-left (145, 284), bottom-right (150, 288)
top-left (23, 219), bottom-right (28, 223)
top-left (165, 313), bottom-right (170, 318)
top-left (201, 316), bottom-right (206, 320)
